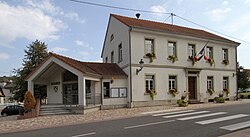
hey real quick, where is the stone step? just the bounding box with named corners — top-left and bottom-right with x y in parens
top-left (188, 100), bottom-right (203, 104)
top-left (39, 105), bottom-right (75, 116)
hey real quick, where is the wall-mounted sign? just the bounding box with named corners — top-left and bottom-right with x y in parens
top-left (51, 82), bottom-right (60, 85)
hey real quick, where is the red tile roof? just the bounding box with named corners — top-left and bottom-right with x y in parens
top-left (25, 53), bottom-right (127, 80)
top-left (111, 14), bottom-right (240, 45)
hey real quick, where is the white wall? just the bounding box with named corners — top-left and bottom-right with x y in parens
top-left (47, 68), bottom-right (64, 104)
top-left (102, 78), bottom-right (128, 106)
top-left (102, 16), bottom-right (130, 68)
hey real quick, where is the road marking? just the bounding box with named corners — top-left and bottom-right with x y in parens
top-left (141, 108), bottom-right (182, 115)
top-left (124, 120), bottom-right (175, 129)
top-left (220, 121), bottom-right (250, 131)
top-left (178, 112), bottom-right (227, 121)
top-left (71, 132), bottom-right (96, 137)
top-left (163, 111), bottom-right (210, 118)
top-left (152, 110), bottom-right (195, 117)
top-left (196, 114), bottom-right (249, 125)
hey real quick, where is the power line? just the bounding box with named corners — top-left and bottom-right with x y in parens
top-left (163, 15), bottom-right (171, 23)
top-left (175, 15), bottom-right (250, 44)
top-left (67, 0), bottom-right (250, 44)
top-left (68, 0), bottom-right (171, 15)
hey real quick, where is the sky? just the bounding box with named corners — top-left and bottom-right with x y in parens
top-left (0, 0), bottom-right (250, 76)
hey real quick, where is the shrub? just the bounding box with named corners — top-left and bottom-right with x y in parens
top-left (177, 99), bottom-right (188, 107)
top-left (24, 91), bottom-right (36, 112)
top-left (214, 97), bottom-right (225, 103)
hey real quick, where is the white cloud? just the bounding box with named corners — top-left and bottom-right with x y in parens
top-left (245, 0), bottom-right (250, 4)
top-left (0, 53), bottom-right (10, 60)
top-left (223, 13), bottom-right (250, 33)
top-left (205, 7), bottom-right (231, 21)
top-left (79, 51), bottom-right (90, 57)
top-left (150, 5), bottom-right (166, 16)
top-left (25, 0), bottom-right (61, 15)
top-left (50, 47), bottom-right (68, 53)
top-left (65, 11), bottom-right (85, 23)
top-left (222, 1), bottom-right (229, 6)
top-left (75, 40), bottom-right (90, 48)
top-left (0, 1), bottom-right (65, 47)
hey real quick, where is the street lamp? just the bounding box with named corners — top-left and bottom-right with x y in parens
top-left (136, 59), bottom-right (144, 75)
top-left (236, 68), bottom-right (244, 100)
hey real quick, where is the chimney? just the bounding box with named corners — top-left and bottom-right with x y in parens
top-left (136, 13), bottom-right (140, 19)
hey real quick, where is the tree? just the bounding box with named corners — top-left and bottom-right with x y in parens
top-left (237, 62), bottom-right (250, 91)
top-left (13, 40), bottom-right (48, 101)
top-left (24, 91), bottom-right (36, 112)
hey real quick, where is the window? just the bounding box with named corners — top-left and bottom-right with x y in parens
top-left (207, 76), bottom-right (213, 90)
top-left (118, 43), bottom-right (122, 62)
top-left (206, 47), bottom-right (213, 59)
top-left (145, 75), bottom-right (155, 92)
top-left (111, 51), bottom-right (114, 63)
top-left (188, 44), bottom-right (195, 58)
top-left (223, 77), bottom-right (229, 89)
top-left (145, 39), bottom-right (154, 54)
top-left (105, 57), bottom-right (108, 63)
top-left (168, 41), bottom-right (176, 57)
top-left (103, 82), bottom-right (110, 98)
top-left (110, 34), bottom-right (114, 42)
top-left (169, 76), bottom-right (176, 90)
top-left (110, 88), bottom-right (127, 98)
top-left (222, 49), bottom-right (228, 61)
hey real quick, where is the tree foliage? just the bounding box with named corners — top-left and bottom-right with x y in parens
top-left (13, 40), bottom-right (48, 101)
top-left (237, 62), bottom-right (250, 91)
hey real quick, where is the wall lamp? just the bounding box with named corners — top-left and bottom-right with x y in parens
top-left (136, 59), bottom-right (144, 75)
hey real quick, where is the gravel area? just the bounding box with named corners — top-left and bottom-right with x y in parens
top-left (0, 100), bottom-right (250, 133)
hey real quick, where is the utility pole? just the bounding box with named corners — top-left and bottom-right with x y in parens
top-left (171, 13), bottom-right (176, 25)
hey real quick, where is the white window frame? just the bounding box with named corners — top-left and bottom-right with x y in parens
top-left (188, 44), bottom-right (195, 57)
top-left (222, 49), bottom-right (228, 61)
top-left (145, 39), bottom-right (154, 54)
top-left (168, 41), bottom-right (176, 57)
top-left (206, 47), bottom-right (213, 59)
top-left (169, 76), bottom-right (176, 90)
top-left (223, 77), bottom-right (229, 89)
top-left (207, 76), bottom-right (213, 90)
top-left (145, 75), bottom-right (155, 92)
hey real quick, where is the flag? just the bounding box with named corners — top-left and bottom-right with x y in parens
top-left (195, 41), bottom-right (209, 62)
top-left (204, 55), bottom-right (209, 61)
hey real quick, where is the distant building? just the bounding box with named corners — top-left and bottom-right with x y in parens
top-left (0, 76), bottom-right (15, 105)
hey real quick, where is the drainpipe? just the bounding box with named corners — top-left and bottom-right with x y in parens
top-left (235, 46), bottom-right (238, 100)
top-left (129, 27), bottom-right (133, 108)
top-left (101, 77), bottom-right (103, 106)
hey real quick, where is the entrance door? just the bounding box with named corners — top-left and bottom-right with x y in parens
top-left (188, 77), bottom-right (196, 99)
top-left (63, 83), bottom-right (78, 104)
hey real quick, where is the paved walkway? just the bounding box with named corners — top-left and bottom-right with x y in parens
top-left (0, 100), bottom-right (250, 134)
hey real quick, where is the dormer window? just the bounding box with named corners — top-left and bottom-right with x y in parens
top-left (110, 34), bottom-right (114, 42)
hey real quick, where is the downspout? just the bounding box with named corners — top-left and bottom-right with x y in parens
top-left (235, 46), bottom-right (238, 100)
top-left (101, 77), bottom-right (103, 106)
top-left (129, 27), bottom-right (133, 108)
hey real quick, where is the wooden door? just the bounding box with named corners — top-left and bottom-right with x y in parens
top-left (188, 77), bottom-right (196, 99)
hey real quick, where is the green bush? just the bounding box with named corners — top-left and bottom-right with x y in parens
top-left (214, 97), bottom-right (225, 103)
top-left (24, 91), bottom-right (36, 112)
top-left (177, 99), bottom-right (188, 107)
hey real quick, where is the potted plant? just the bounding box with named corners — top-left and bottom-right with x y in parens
top-left (169, 89), bottom-right (178, 97)
top-left (214, 92), bottom-right (225, 103)
top-left (146, 53), bottom-right (155, 63)
top-left (207, 88), bottom-right (215, 96)
top-left (208, 58), bottom-right (214, 66)
top-left (223, 88), bottom-right (230, 96)
top-left (169, 55), bottom-right (177, 63)
top-left (188, 56), bottom-right (196, 66)
top-left (147, 89), bottom-right (155, 100)
top-left (222, 60), bottom-right (229, 65)
top-left (176, 91), bottom-right (189, 107)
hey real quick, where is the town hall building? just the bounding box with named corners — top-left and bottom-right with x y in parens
top-left (26, 14), bottom-right (240, 110)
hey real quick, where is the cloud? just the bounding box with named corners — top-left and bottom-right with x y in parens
top-left (223, 13), bottom-right (250, 33)
top-left (0, 1), bottom-right (65, 47)
top-left (25, 0), bottom-right (61, 15)
top-left (222, 1), bottom-right (229, 5)
top-left (75, 40), bottom-right (90, 48)
top-left (150, 5), bottom-right (166, 16)
top-left (0, 53), bottom-right (10, 60)
top-left (50, 47), bottom-right (68, 53)
top-left (205, 7), bottom-right (231, 21)
top-left (79, 51), bottom-right (90, 57)
top-left (65, 11), bottom-right (85, 23)
top-left (245, 0), bottom-right (250, 4)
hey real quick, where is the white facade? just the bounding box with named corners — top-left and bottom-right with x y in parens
top-left (102, 15), bottom-right (240, 107)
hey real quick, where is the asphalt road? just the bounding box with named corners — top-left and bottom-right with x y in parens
top-left (1, 103), bottom-right (250, 137)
